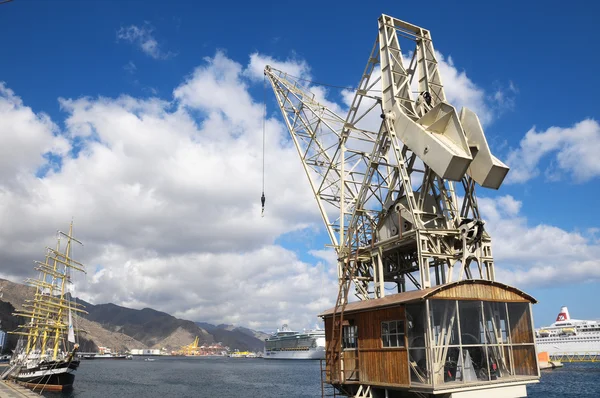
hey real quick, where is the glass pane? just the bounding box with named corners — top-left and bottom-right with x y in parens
top-left (507, 303), bottom-right (533, 344)
top-left (406, 303), bottom-right (426, 348)
top-left (502, 345), bottom-right (513, 376)
top-left (398, 333), bottom-right (405, 347)
top-left (512, 345), bottom-right (537, 376)
top-left (462, 346), bottom-right (489, 382)
top-left (382, 334), bottom-right (390, 347)
top-left (483, 301), bottom-right (510, 344)
top-left (390, 321), bottom-right (397, 335)
top-left (486, 346), bottom-right (502, 380)
top-left (459, 301), bottom-right (484, 345)
top-left (443, 347), bottom-right (461, 383)
top-left (409, 348), bottom-right (430, 385)
top-left (430, 300), bottom-right (459, 346)
top-left (382, 321), bottom-right (389, 335)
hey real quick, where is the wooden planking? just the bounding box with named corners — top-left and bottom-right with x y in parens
top-left (355, 306), bottom-right (409, 386)
top-left (508, 303), bottom-right (534, 344)
top-left (512, 345), bottom-right (537, 376)
top-left (342, 349), bottom-right (359, 380)
top-left (359, 350), bottom-right (408, 385)
top-left (356, 307), bottom-right (404, 349)
top-left (433, 284), bottom-right (529, 302)
top-left (324, 306), bottom-right (410, 386)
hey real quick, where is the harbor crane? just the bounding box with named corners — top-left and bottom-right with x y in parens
top-left (266, 14), bottom-right (537, 398)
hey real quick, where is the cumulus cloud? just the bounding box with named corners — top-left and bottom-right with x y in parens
top-left (0, 83), bottom-right (69, 184)
top-left (0, 52), bottom-right (330, 330)
top-left (479, 195), bottom-right (600, 287)
top-left (245, 53), bottom-right (310, 82)
top-left (436, 53), bottom-right (495, 125)
top-left (77, 245), bottom-right (337, 329)
top-left (117, 23), bottom-right (174, 60)
top-left (506, 119), bottom-right (600, 183)
top-left (0, 48), bottom-right (594, 332)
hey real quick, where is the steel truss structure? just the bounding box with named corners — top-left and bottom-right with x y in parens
top-left (266, 14), bottom-right (509, 394)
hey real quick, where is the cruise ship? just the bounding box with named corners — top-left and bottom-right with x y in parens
top-left (535, 306), bottom-right (600, 355)
top-left (264, 325), bottom-right (325, 360)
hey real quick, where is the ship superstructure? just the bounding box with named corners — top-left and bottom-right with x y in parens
top-left (264, 324), bottom-right (325, 360)
top-left (536, 306), bottom-right (600, 355)
top-left (1, 222), bottom-right (87, 391)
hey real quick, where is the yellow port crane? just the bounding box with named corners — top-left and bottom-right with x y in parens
top-left (181, 336), bottom-right (199, 356)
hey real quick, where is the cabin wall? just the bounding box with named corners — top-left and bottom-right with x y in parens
top-left (324, 306), bottom-right (409, 386)
top-left (355, 307), bottom-right (408, 386)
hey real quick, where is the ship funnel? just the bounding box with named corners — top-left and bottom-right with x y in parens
top-left (556, 306), bottom-right (570, 322)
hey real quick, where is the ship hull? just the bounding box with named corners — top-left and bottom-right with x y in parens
top-left (536, 338), bottom-right (600, 355)
top-left (82, 354), bottom-right (130, 360)
top-left (264, 348), bottom-right (325, 360)
top-left (12, 359), bottom-right (79, 391)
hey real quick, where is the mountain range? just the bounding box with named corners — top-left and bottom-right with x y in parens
top-left (0, 278), bottom-right (268, 353)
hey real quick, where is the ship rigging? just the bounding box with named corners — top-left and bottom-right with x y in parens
top-left (1, 222), bottom-right (87, 391)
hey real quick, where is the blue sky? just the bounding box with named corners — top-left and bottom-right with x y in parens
top-left (0, 0), bottom-right (599, 329)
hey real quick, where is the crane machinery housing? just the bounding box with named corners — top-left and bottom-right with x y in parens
top-left (265, 14), bottom-right (539, 398)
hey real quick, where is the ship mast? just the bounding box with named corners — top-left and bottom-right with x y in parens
top-left (12, 222), bottom-right (87, 361)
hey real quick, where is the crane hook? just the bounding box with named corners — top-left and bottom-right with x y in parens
top-left (261, 192), bottom-right (266, 217)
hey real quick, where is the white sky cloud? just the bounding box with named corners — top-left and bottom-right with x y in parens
top-left (436, 53), bottom-right (494, 125)
top-left (480, 195), bottom-right (600, 288)
top-left (505, 119), bottom-right (600, 183)
top-left (0, 83), bottom-right (69, 184)
top-left (117, 23), bottom-right (174, 60)
top-left (0, 49), bottom-right (597, 331)
top-left (245, 53), bottom-right (310, 82)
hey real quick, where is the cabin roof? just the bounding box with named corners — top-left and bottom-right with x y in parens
top-left (318, 279), bottom-right (536, 317)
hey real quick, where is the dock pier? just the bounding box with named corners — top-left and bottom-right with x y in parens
top-left (0, 380), bottom-right (41, 398)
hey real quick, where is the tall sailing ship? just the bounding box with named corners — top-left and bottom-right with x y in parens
top-left (3, 222), bottom-right (87, 391)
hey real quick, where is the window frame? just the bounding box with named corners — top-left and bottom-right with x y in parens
top-left (381, 319), bottom-right (405, 348)
top-left (342, 324), bottom-right (358, 350)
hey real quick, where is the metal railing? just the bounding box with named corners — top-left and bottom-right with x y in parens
top-left (549, 352), bottom-right (600, 362)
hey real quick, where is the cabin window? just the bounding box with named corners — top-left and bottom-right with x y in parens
top-left (381, 320), bottom-right (405, 347)
top-left (342, 325), bottom-right (358, 349)
top-left (427, 299), bottom-right (537, 386)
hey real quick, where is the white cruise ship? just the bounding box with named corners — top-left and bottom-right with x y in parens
top-left (264, 324), bottom-right (325, 360)
top-left (535, 306), bottom-right (600, 355)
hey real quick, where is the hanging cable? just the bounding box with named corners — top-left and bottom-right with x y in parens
top-left (261, 74), bottom-right (266, 217)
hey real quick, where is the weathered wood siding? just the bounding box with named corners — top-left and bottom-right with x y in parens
top-left (433, 284), bottom-right (530, 302)
top-left (508, 303), bottom-right (534, 344)
top-left (512, 346), bottom-right (537, 376)
top-left (357, 307), bottom-right (409, 385)
top-left (323, 306), bottom-right (410, 386)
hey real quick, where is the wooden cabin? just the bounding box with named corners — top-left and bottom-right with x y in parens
top-left (319, 280), bottom-right (539, 398)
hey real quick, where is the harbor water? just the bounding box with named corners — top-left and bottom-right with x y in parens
top-left (39, 357), bottom-right (600, 398)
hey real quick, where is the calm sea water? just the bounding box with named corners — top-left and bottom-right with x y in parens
top-left (39, 357), bottom-right (600, 398)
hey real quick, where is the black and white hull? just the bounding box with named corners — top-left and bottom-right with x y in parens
top-left (12, 359), bottom-right (79, 391)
